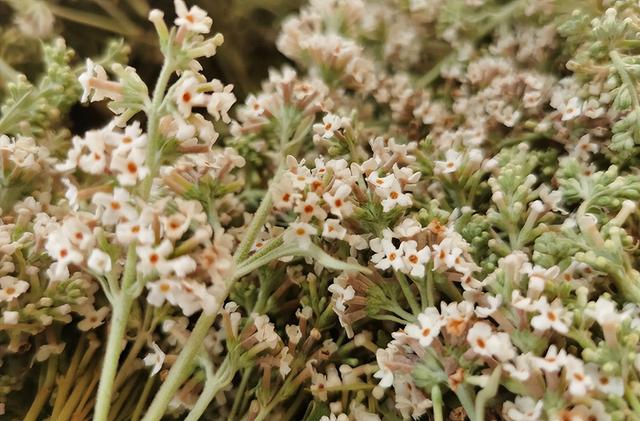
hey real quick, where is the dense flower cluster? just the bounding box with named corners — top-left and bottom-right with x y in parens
top-left (3, 0), bottom-right (640, 420)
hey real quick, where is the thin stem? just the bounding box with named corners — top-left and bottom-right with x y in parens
top-left (47, 4), bottom-right (139, 36)
top-left (184, 357), bottom-right (236, 421)
top-left (141, 311), bottom-right (218, 421)
top-left (141, 55), bottom-right (175, 199)
top-left (396, 272), bottom-right (421, 314)
top-left (24, 356), bottom-right (58, 421)
top-left (94, 245), bottom-right (137, 421)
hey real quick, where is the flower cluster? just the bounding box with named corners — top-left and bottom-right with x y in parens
top-left (3, 1), bottom-right (640, 421)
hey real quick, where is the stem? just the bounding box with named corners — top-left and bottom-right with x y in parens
top-left (94, 245), bottom-right (137, 421)
top-left (184, 357), bottom-right (236, 421)
top-left (141, 54), bottom-right (175, 199)
top-left (48, 4), bottom-right (139, 36)
top-left (432, 385), bottom-right (443, 421)
top-left (396, 272), bottom-right (421, 314)
top-left (24, 356), bottom-right (58, 421)
top-left (141, 311), bottom-right (218, 421)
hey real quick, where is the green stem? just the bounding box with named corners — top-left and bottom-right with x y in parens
top-left (48, 4), bottom-right (139, 36)
top-left (396, 272), bottom-right (421, 314)
top-left (184, 357), bottom-right (236, 421)
top-left (141, 311), bottom-right (218, 421)
top-left (141, 54), bottom-right (175, 199)
top-left (432, 385), bottom-right (443, 421)
top-left (94, 245), bottom-right (137, 421)
top-left (24, 356), bottom-right (58, 421)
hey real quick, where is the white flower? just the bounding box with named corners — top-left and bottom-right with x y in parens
top-left (502, 396), bottom-right (543, 421)
top-left (143, 342), bottom-right (166, 376)
top-left (313, 113), bottom-right (345, 140)
top-left (503, 354), bottom-right (531, 381)
top-left (78, 58), bottom-right (115, 103)
top-left (322, 219), bottom-right (347, 240)
top-left (295, 192), bottom-right (327, 222)
top-left (284, 221), bottom-right (317, 250)
top-left (565, 355), bottom-right (593, 397)
top-left (532, 345), bottom-right (567, 373)
top-left (175, 76), bottom-right (207, 116)
top-left (561, 96), bottom-right (583, 120)
top-left (146, 279), bottom-right (180, 307)
top-left (467, 321), bottom-right (515, 361)
top-left (405, 307), bottom-right (443, 347)
top-left (78, 306), bottom-right (110, 331)
top-left (174, 0), bottom-right (212, 33)
top-left (530, 296), bottom-right (571, 334)
top-left (45, 231), bottom-right (84, 279)
top-left (434, 149), bottom-right (463, 174)
top-left (322, 183), bottom-right (353, 219)
top-left (92, 188), bottom-right (137, 226)
top-left (0, 276), bottom-right (29, 302)
top-left (401, 241), bottom-right (430, 277)
top-left (379, 180), bottom-right (412, 212)
top-left (474, 294), bottom-right (502, 318)
top-left (373, 347), bottom-right (395, 388)
top-left (393, 218), bottom-right (422, 238)
top-left (110, 147), bottom-right (149, 186)
top-left (207, 80), bottom-right (236, 123)
top-left (587, 363), bottom-right (624, 397)
top-left (88, 249), bottom-right (112, 274)
top-left (370, 235), bottom-right (406, 272)
top-left (585, 296), bottom-right (630, 328)
top-left (367, 171), bottom-right (395, 190)
top-left (137, 240), bottom-right (174, 276)
top-left (115, 215), bottom-right (155, 245)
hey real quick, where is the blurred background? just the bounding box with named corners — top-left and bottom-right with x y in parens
top-left (0, 0), bottom-right (301, 126)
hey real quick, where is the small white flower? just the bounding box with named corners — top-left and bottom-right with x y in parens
top-left (467, 321), bottom-right (515, 362)
top-left (295, 192), bottom-right (327, 222)
top-left (373, 347), bottom-right (395, 388)
top-left (562, 96), bottom-right (583, 121)
top-left (502, 396), bottom-right (543, 421)
top-left (530, 296), bottom-right (571, 334)
top-left (565, 355), bottom-right (593, 397)
top-left (379, 180), bottom-right (412, 212)
top-left (313, 113), bottom-right (347, 140)
top-left (207, 80), bottom-right (236, 123)
top-left (88, 249), bottom-right (112, 274)
top-left (175, 76), bottom-right (207, 116)
top-left (532, 345), bottom-right (567, 373)
top-left (434, 149), bottom-right (463, 174)
top-left (78, 59), bottom-right (114, 103)
top-left (143, 342), bottom-right (166, 376)
top-left (322, 183), bottom-right (353, 219)
top-left (0, 276), bottom-right (29, 302)
top-left (370, 235), bottom-right (407, 272)
top-left (137, 240), bottom-right (174, 276)
top-left (405, 307), bottom-right (443, 347)
top-left (174, 0), bottom-right (212, 33)
top-left (401, 241), bottom-right (430, 277)
top-left (78, 306), bottom-right (110, 331)
top-left (322, 219), bottom-right (347, 240)
top-left (284, 221), bottom-right (317, 250)
top-left (92, 188), bottom-right (137, 226)
top-left (110, 147), bottom-right (149, 186)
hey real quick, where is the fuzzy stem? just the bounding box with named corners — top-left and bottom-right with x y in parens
top-left (184, 357), bottom-right (236, 421)
top-left (94, 245), bottom-right (137, 421)
top-left (141, 310), bottom-right (218, 421)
